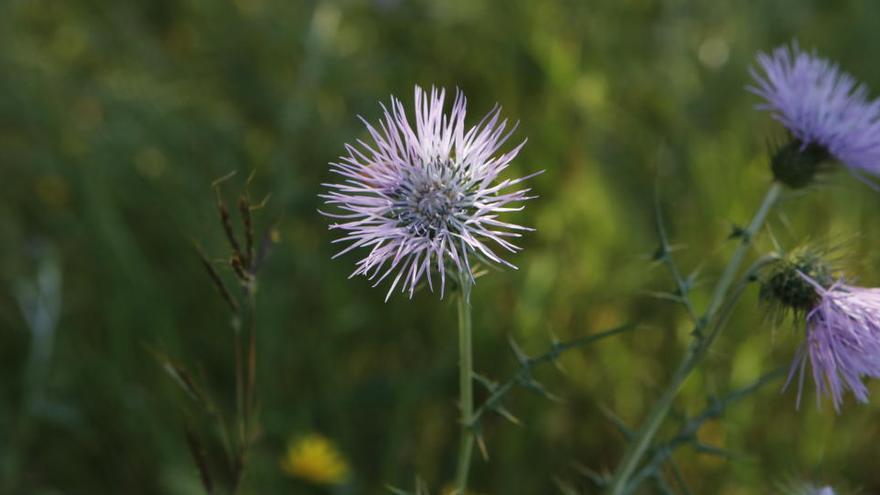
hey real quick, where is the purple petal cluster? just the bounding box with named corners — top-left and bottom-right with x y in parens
top-left (785, 275), bottom-right (880, 411)
top-left (321, 86), bottom-right (538, 300)
top-left (777, 479), bottom-right (838, 495)
top-left (750, 43), bottom-right (880, 175)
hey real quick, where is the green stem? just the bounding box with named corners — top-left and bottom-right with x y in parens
top-left (605, 182), bottom-right (782, 495)
top-left (454, 270), bottom-right (474, 494)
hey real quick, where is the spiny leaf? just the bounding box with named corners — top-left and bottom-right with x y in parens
top-left (668, 458), bottom-right (693, 495)
top-left (651, 473), bottom-right (676, 495)
top-left (692, 442), bottom-right (735, 459)
top-left (728, 223), bottom-right (747, 240)
top-left (490, 404), bottom-right (521, 425)
top-left (507, 335), bottom-right (530, 365)
top-left (475, 433), bottom-right (489, 461)
top-left (651, 245), bottom-right (668, 262)
top-left (571, 462), bottom-right (607, 487)
top-left (644, 290), bottom-right (688, 303)
top-left (386, 486), bottom-right (411, 495)
top-left (553, 477), bottom-right (582, 495)
top-left (598, 404), bottom-right (634, 441)
top-left (473, 372), bottom-right (498, 392)
top-left (386, 476), bottom-right (431, 495)
top-left (519, 376), bottom-right (562, 402)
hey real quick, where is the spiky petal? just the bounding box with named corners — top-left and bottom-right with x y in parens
top-left (785, 275), bottom-right (880, 411)
top-left (750, 42), bottom-right (880, 177)
top-left (321, 86), bottom-right (538, 300)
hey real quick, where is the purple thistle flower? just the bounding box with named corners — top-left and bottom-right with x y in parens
top-left (749, 43), bottom-right (880, 184)
top-left (785, 274), bottom-right (880, 411)
top-left (777, 478), bottom-right (839, 495)
top-left (321, 86), bottom-right (539, 301)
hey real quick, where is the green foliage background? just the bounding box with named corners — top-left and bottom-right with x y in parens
top-left (3, 0), bottom-right (880, 493)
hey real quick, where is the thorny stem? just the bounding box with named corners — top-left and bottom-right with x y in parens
top-left (603, 255), bottom-right (774, 494)
top-left (625, 368), bottom-right (785, 492)
top-left (654, 185), bottom-right (697, 322)
top-left (469, 323), bottom-right (637, 427)
top-left (667, 459), bottom-right (692, 495)
top-left (454, 270), bottom-right (474, 494)
top-left (605, 182), bottom-right (782, 495)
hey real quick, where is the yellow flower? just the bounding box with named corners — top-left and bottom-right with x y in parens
top-left (280, 434), bottom-right (350, 485)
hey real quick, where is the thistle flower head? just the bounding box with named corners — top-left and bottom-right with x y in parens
top-left (321, 86), bottom-right (538, 300)
top-left (777, 481), bottom-right (838, 495)
top-left (784, 275), bottom-right (880, 411)
top-left (749, 42), bottom-right (880, 187)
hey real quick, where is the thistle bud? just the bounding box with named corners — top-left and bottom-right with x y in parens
top-left (769, 140), bottom-right (831, 189)
top-left (759, 248), bottom-right (834, 316)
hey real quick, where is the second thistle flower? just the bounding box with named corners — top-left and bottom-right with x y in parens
top-left (750, 42), bottom-right (880, 187)
top-left (761, 251), bottom-right (880, 411)
top-left (321, 86), bottom-right (539, 300)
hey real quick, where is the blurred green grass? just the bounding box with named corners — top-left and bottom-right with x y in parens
top-left (3, 0), bottom-right (880, 493)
